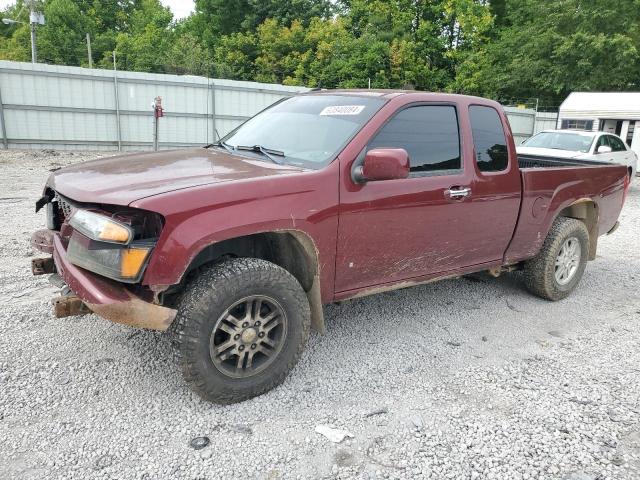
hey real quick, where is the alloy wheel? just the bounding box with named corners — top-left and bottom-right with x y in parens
top-left (209, 295), bottom-right (287, 378)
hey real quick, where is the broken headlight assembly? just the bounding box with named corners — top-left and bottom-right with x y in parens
top-left (67, 209), bottom-right (162, 283)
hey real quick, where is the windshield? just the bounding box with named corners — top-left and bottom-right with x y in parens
top-left (221, 95), bottom-right (385, 168)
top-left (522, 132), bottom-right (594, 153)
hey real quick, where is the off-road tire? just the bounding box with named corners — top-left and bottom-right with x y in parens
top-left (523, 217), bottom-right (589, 301)
top-left (171, 258), bottom-right (311, 404)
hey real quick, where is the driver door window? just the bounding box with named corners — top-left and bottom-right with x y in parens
top-left (367, 105), bottom-right (461, 175)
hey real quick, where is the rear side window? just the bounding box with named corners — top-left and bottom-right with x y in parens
top-left (469, 106), bottom-right (508, 172)
top-left (608, 136), bottom-right (626, 152)
top-left (368, 105), bottom-right (461, 173)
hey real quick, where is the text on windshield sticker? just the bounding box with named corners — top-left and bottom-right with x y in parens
top-left (319, 105), bottom-right (365, 116)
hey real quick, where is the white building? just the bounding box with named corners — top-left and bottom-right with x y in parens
top-left (558, 92), bottom-right (640, 156)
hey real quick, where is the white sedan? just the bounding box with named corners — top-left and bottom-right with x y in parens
top-left (518, 130), bottom-right (637, 180)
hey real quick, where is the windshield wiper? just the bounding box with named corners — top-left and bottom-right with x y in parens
top-left (208, 140), bottom-right (234, 154)
top-left (236, 145), bottom-right (285, 165)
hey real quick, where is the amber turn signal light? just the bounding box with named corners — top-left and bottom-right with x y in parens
top-left (99, 222), bottom-right (132, 243)
top-left (120, 248), bottom-right (151, 278)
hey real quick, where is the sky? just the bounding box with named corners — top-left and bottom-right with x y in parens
top-left (0, 1), bottom-right (196, 20)
top-left (160, 0), bottom-right (195, 20)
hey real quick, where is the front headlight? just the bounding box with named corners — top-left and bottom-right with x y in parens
top-left (70, 210), bottom-right (132, 244)
top-left (67, 209), bottom-right (158, 283)
top-left (67, 236), bottom-right (153, 283)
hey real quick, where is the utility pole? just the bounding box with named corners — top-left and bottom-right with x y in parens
top-left (28, 0), bottom-right (45, 63)
top-left (86, 33), bottom-right (93, 68)
top-left (113, 51), bottom-right (122, 151)
top-left (30, 20), bottom-right (36, 63)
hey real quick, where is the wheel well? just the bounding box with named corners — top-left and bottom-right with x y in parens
top-left (184, 231), bottom-right (326, 333)
top-left (558, 200), bottom-right (598, 260)
top-left (186, 232), bottom-right (315, 289)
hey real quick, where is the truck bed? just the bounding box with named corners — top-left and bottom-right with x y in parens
top-left (517, 153), bottom-right (609, 170)
top-left (505, 157), bottom-right (628, 265)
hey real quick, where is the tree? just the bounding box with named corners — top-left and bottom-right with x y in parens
top-left (0, 1), bottom-right (33, 61)
top-left (105, 0), bottom-right (173, 72)
top-left (338, 0), bottom-right (494, 91)
top-left (73, 0), bottom-right (141, 33)
top-left (455, 0), bottom-right (640, 104)
top-left (214, 30), bottom-right (258, 80)
top-left (253, 18), bottom-right (307, 84)
top-left (38, 0), bottom-right (89, 65)
top-left (72, 1), bottom-right (143, 65)
top-left (164, 33), bottom-right (214, 76)
top-left (489, 0), bottom-right (507, 28)
top-left (186, 0), bottom-right (334, 51)
top-left (243, 0), bottom-right (333, 30)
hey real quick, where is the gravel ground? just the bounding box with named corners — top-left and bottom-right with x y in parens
top-left (0, 149), bottom-right (639, 480)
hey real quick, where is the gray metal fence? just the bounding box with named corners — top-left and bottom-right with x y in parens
top-left (0, 61), bottom-right (306, 151)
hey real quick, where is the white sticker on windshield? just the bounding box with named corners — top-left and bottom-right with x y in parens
top-left (319, 105), bottom-right (365, 116)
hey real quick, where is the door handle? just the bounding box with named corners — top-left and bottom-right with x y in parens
top-left (445, 187), bottom-right (471, 199)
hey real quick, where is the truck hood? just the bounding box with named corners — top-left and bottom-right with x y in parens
top-left (516, 146), bottom-right (584, 159)
top-left (47, 148), bottom-right (307, 205)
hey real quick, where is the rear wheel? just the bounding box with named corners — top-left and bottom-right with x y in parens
top-left (171, 258), bottom-right (311, 404)
top-left (523, 217), bottom-right (589, 301)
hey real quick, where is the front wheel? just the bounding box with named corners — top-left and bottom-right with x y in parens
top-left (523, 217), bottom-right (589, 301)
top-left (171, 258), bottom-right (311, 404)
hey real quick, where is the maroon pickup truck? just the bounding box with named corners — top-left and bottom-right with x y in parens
top-left (31, 91), bottom-right (630, 404)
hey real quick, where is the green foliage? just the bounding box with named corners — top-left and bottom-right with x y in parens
top-left (489, 0), bottom-right (507, 28)
top-left (38, 0), bottom-right (89, 65)
top-left (211, 1), bottom-right (493, 91)
top-left (456, 0), bottom-right (640, 103)
top-left (0, 0), bottom-right (638, 105)
top-left (164, 33), bottom-right (214, 76)
top-left (185, 0), bottom-right (333, 53)
top-left (214, 30), bottom-right (258, 79)
top-left (0, 1), bottom-right (31, 60)
top-left (107, 0), bottom-right (173, 72)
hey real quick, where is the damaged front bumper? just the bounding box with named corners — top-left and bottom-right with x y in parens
top-left (31, 229), bottom-right (176, 331)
